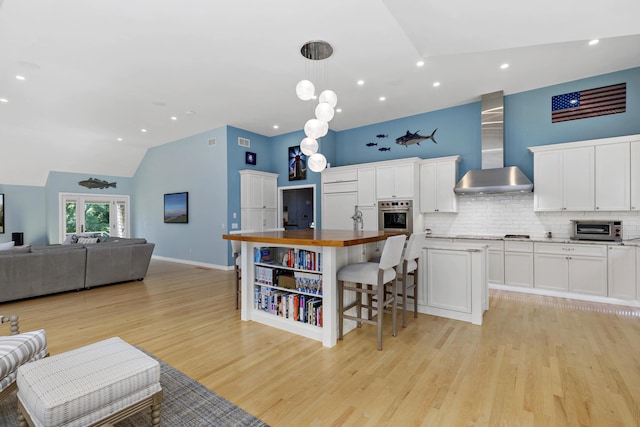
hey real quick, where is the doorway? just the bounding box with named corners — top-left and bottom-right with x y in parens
top-left (59, 193), bottom-right (130, 242)
top-left (279, 185), bottom-right (315, 230)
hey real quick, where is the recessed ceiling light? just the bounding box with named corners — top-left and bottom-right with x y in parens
top-left (16, 75), bottom-right (26, 81)
top-left (379, 96), bottom-right (386, 101)
top-left (171, 116), bottom-right (177, 121)
top-left (500, 63), bottom-right (509, 70)
top-left (357, 80), bottom-right (365, 86)
top-left (589, 39), bottom-right (599, 46)
top-left (0, 98), bottom-right (8, 103)
top-left (336, 108), bottom-right (342, 113)
top-left (273, 125), bottom-right (279, 129)
top-left (116, 138), bottom-right (123, 142)
top-left (433, 81), bottom-right (440, 87)
top-left (141, 129), bottom-right (147, 133)
top-left (416, 61), bottom-right (425, 67)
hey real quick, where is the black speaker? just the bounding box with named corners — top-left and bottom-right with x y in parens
top-left (12, 232), bottom-right (24, 246)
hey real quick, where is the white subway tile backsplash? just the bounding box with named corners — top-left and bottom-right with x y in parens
top-left (422, 193), bottom-right (640, 239)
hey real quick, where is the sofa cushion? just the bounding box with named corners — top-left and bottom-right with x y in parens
top-left (0, 241), bottom-right (15, 252)
top-left (77, 237), bottom-right (99, 244)
top-left (0, 246), bottom-right (31, 256)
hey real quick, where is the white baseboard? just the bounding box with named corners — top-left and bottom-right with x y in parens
top-left (489, 283), bottom-right (640, 308)
top-left (151, 255), bottom-right (232, 271)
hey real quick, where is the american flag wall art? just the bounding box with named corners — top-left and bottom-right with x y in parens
top-left (551, 83), bottom-right (626, 123)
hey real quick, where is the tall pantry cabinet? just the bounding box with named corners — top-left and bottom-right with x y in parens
top-left (240, 170), bottom-right (278, 231)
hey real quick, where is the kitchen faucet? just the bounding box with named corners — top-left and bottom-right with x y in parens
top-left (351, 206), bottom-right (364, 231)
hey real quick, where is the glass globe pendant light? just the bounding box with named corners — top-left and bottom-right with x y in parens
top-left (300, 137), bottom-right (318, 155)
top-left (308, 153), bottom-right (327, 172)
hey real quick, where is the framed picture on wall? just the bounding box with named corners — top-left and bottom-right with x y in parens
top-left (245, 151), bottom-right (256, 165)
top-left (0, 193), bottom-right (4, 233)
top-left (288, 146), bottom-right (306, 181)
top-left (164, 192), bottom-right (188, 224)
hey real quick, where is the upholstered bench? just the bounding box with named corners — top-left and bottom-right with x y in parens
top-left (16, 337), bottom-right (162, 427)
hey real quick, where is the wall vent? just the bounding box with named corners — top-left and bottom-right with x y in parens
top-left (238, 137), bottom-right (250, 147)
top-left (208, 137), bottom-right (216, 146)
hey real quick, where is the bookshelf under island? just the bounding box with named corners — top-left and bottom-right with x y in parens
top-left (223, 229), bottom-right (397, 347)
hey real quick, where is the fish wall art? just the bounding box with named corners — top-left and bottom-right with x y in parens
top-left (395, 129), bottom-right (438, 146)
top-left (78, 178), bottom-right (117, 189)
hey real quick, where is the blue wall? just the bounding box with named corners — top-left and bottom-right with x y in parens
top-left (134, 126), bottom-right (229, 266)
top-left (0, 184), bottom-right (46, 245)
top-left (336, 103), bottom-right (480, 178)
top-left (505, 67), bottom-right (640, 180)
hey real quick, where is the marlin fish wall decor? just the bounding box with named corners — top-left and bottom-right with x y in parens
top-left (78, 178), bottom-right (117, 189)
top-left (395, 129), bottom-right (438, 147)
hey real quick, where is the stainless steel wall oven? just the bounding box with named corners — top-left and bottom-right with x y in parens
top-left (378, 200), bottom-right (413, 234)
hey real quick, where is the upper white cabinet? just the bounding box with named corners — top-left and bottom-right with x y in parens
top-left (357, 167), bottom-right (376, 207)
top-left (631, 141), bottom-right (640, 211)
top-left (240, 170), bottom-right (278, 209)
top-left (321, 167), bottom-right (358, 194)
top-left (530, 134), bottom-right (640, 212)
top-left (595, 143), bottom-right (630, 211)
top-left (240, 170), bottom-right (278, 231)
top-left (419, 156), bottom-right (460, 213)
top-left (376, 160), bottom-right (418, 199)
top-left (532, 147), bottom-right (594, 211)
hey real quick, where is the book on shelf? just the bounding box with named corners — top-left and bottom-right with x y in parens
top-left (254, 285), bottom-right (322, 326)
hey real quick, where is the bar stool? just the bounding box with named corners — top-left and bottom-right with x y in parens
top-left (337, 234), bottom-right (407, 350)
top-left (229, 229), bottom-right (256, 309)
top-left (396, 232), bottom-right (426, 327)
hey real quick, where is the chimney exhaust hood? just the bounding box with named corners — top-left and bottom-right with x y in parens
top-left (454, 91), bottom-right (533, 194)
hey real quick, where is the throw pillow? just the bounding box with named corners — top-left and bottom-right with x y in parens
top-left (62, 234), bottom-right (79, 244)
top-left (0, 241), bottom-right (16, 251)
top-left (77, 237), bottom-right (99, 244)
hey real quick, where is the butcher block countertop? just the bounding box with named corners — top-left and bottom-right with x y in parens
top-left (222, 229), bottom-right (400, 247)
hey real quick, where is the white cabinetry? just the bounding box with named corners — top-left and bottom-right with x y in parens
top-left (595, 143), bottom-right (630, 211)
top-left (608, 245), bottom-right (636, 300)
top-left (322, 166), bottom-right (359, 231)
top-left (631, 141), bottom-right (640, 211)
top-left (504, 241), bottom-right (534, 288)
top-left (456, 239), bottom-right (503, 284)
top-left (534, 243), bottom-right (607, 296)
top-left (419, 156), bottom-right (460, 213)
top-left (376, 161), bottom-right (417, 199)
top-left (357, 167), bottom-right (378, 231)
top-left (240, 170), bottom-right (278, 231)
top-left (532, 147), bottom-right (594, 211)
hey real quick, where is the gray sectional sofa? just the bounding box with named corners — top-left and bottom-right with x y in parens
top-left (0, 238), bottom-right (155, 303)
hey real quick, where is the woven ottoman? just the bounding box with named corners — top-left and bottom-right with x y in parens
top-left (16, 337), bottom-right (162, 427)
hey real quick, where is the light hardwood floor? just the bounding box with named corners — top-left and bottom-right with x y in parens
top-left (2, 260), bottom-right (640, 426)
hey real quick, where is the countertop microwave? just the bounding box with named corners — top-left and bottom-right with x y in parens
top-left (570, 220), bottom-right (622, 242)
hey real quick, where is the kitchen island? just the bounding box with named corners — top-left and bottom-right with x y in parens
top-left (223, 229), bottom-right (398, 347)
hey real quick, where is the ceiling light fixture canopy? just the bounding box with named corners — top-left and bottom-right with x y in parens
top-left (296, 40), bottom-right (337, 173)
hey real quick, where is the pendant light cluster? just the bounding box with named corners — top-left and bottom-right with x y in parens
top-left (295, 40), bottom-right (338, 173)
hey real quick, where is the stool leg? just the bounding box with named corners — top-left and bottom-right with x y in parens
top-left (235, 264), bottom-right (241, 310)
top-left (367, 284), bottom-right (373, 320)
top-left (413, 266), bottom-right (419, 319)
top-left (338, 280), bottom-right (344, 340)
top-left (376, 281), bottom-right (383, 350)
top-left (356, 283), bottom-right (362, 328)
top-left (402, 266), bottom-right (408, 328)
top-left (392, 277), bottom-right (398, 337)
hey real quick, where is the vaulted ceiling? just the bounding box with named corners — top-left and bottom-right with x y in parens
top-left (1, 0), bottom-right (639, 186)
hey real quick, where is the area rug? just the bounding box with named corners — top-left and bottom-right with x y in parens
top-left (0, 351), bottom-right (268, 427)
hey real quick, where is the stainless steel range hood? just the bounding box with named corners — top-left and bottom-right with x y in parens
top-left (454, 91), bottom-right (533, 194)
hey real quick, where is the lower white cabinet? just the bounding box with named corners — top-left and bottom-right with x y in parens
top-left (504, 241), bottom-right (534, 288)
top-left (241, 208), bottom-right (277, 231)
top-left (534, 243), bottom-right (607, 296)
top-left (608, 245), bottom-right (636, 300)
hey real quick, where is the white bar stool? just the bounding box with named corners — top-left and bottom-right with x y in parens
top-left (337, 234), bottom-right (407, 350)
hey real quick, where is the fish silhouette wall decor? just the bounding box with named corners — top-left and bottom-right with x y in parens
top-left (395, 129), bottom-right (438, 146)
top-left (78, 178), bottom-right (117, 189)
